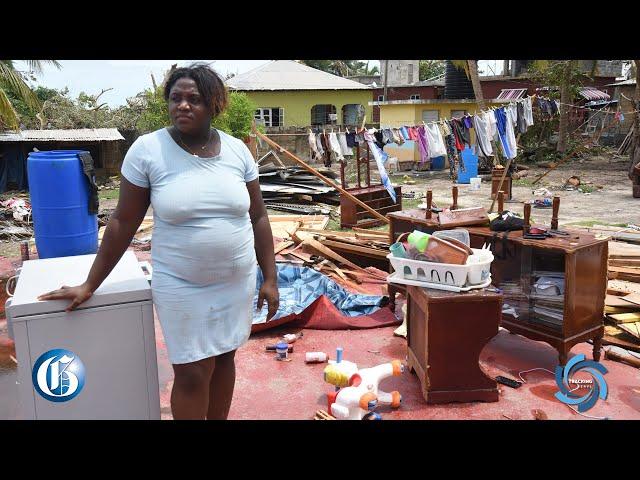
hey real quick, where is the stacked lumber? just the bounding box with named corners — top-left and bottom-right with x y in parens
top-left (604, 241), bottom-right (640, 351)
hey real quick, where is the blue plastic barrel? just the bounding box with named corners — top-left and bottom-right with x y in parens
top-left (27, 150), bottom-right (98, 259)
top-left (430, 156), bottom-right (446, 170)
top-left (457, 148), bottom-right (479, 184)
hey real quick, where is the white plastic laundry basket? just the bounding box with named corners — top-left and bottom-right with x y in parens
top-left (387, 248), bottom-right (493, 287)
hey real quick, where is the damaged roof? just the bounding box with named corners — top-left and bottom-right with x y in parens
top-left (227, 60), bottom-right (371, 91)
top-left (0, 128), bottom-right (124, 142)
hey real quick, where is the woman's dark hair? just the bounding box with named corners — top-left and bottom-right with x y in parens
top-left (164, 62), bottom-right (228, 117)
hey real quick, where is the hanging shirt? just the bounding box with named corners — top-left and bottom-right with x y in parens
top-left (337, 132), bottom-right (353, 156)
top-left (367, 140), bottom-right (396, 203)
top-left (523, 97), bottom-right (534, 127)
top-left (450, 119), bottom-right (466, 151)
top-left (487, 110), bottom-right (498, 140)
top-left (507, 104), bottom-right (518, 128)
top-left (462, 116), bottom-right (474, 129)
top-left (416, 126), bottom-right (431, 164)
top-left (425, 123), bottom-right (447, 158)
top-left (473, 114), bottom-right (493, 158)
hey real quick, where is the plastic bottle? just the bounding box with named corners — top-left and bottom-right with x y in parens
top-left (407, 230), bottom-right (469, 265)
top-left (389, 242), bottom-right (408, 258)
top-left (305, 352), bottom-right (328, 363)
top-left (275, 342), bottom-right (289, 361)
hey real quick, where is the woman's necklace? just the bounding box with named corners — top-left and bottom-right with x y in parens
top-left (178, 129), bottom-right (213, 157)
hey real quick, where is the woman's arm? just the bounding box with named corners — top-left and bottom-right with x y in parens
top-left (246, 179), bottom-right (279, 320)
top-left (38, 178), bottom-right (150, 310)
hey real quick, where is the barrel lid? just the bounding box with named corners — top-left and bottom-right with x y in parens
top-left (7, 251), bottom-right (151, 320)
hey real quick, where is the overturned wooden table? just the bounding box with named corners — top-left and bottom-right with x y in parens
top-left (406, 286), bottom-right (502, 404)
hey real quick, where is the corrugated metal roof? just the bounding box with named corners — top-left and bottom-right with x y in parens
top-left (605, 79), bottom-right (636, 87)
top-left (578, 87), bottom-right (610, 101)
top-left (496, 88), bottom-right (528, 100)
top-left (227, 60), bottom-right (371, 91)
top-left (0, 128), bottom-right (124, 142)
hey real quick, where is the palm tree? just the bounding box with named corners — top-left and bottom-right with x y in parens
top-left (0, 60), bottom-right (61, 130)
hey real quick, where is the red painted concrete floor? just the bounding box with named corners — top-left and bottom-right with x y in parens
top-left (2, 251), bottom-right (640, 420)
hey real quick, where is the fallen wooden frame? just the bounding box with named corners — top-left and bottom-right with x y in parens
top-left (255, 130), bottom-right (389, 224)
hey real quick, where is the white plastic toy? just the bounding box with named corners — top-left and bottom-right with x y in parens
top-left (323, 348), bottom-right (404, 420)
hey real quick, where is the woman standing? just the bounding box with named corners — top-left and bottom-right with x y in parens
top-left (38, 63), bottom-right (279, 420)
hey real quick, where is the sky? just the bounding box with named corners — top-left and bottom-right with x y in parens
top-left (16, 60), bottom-right (506, 107)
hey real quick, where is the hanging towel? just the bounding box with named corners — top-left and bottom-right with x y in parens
top-left (473, 114), bottom-right (493, 158)
top-left (426, 123), bottom-right (447, 158)
top-left (329, 132), bottom-right (345, 161)
top-left (367, 140), bottom-right (397, 203)
top-left (337, 132), bottom-right (353, 156)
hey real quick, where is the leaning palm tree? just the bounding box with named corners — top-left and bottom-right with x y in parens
top-left (0, 60), bottom-right (61, 130)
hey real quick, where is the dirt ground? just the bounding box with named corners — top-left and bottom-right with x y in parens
top-left (387, 155), bottom-right (639, 226)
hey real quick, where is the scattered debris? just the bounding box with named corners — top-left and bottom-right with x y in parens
top-left (259, 163), bottom-right (339, 210)
top-left (567, 176), bottom-right (581, 187)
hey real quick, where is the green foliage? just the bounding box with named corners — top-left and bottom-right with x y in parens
top-left (298, 60), bottom-right (379, 77)
top-left (527, 60), bottom-right (589, 100)
top-left (136, 87), bottom-right (170, 133)
top-left (419, 60), bottom-right (445, 81)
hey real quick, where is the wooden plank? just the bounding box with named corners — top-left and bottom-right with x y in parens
top-left (618, 322), bottom-right (640, 339)
top-left (300, 237), bottom-right (387, 280)
top-left (608, 312), bottom-right (640, 324)
top-left (257, 131), bottom-right (389, 224)
top-left (605, 294), bottom-right (640, 308)
top-left (609, 259), bottom-right (640, 267)
top-left (321, 239), bottom-right (389, 258)
top-left (274, 240), bottom-right (294, 255)
top-left (608, 241), bottom-right (640, 258)
top-left (352, 227), bottom-right (389, 236)
top-left (605, 306), bottom-right (640, 314)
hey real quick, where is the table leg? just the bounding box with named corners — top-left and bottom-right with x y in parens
top-left (593, 334), bottom-right (602, 362)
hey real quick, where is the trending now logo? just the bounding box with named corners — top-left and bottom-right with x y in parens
top-left (555, 354), bottom-right (608, 412)
top-left (32, 349), bottom-right (85, 402)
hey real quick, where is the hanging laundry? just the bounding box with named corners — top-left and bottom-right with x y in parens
top-left (337, 132), bottom-right (353, 156)
top-left (408, 126), bottom-right (420, 141)
top-left (440, 121), bottom-right (451, 137)
top-left (315, 133), bottom-right (325, 156)
top-left (425, 123), bottom-right (447, 158)
top-left (551, 100), bottom-right (559, 115)
top-left (494, 107), bottom-right (514, 159)
top-left (450, 119), bottom-right (466, 151)
top-left (400, 126), bottom-right (411, 141)
top-left (308, 131), bottom-right (321, 162)
top-left (373, 130), bottom-right (385, 149)
top-left (329, 132), bottom-right (345, 162)
top-left (367, 140), bottom-right (397, 203)
top-left (345, 131), bottom-right (357, 148)
top-left (523, 96), bottom-right (534, 127)
top-left (416, 125), bottom-right (431, 164)
top-left (355, 129), bottom-right (366, 145)
top-left (391, 128), bottom-right (404, 145)
top-left (381, 128), bottom-right (395, 144)
top-left (321, 132), bottom-right (332, 167)
top-left (506, 104), bottom-right (518, 129)
top-left (516, 102), bottom-right (527, 134)
top-left (473, 113), bottom-right (493, 158)
top-left (462, 116), bottom-right (474, 130)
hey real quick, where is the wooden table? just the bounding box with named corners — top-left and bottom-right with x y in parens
top-left (465, 226), bottom-right (607, 365)
top-left (406, 285), bottom-right (501, 404)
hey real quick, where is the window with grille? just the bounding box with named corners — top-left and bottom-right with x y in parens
top-left (377, 95), bottom-right (385, 102)
top-left (410, 94), bottom-right (421, 100)
top-left (254, 107), bottom-right (284, 127)
top-left (450, 110), bottom-right (467, 119)
top-left (311, 104), bottom-right (337, 125)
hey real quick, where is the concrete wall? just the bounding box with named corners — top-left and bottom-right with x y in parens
top-left (241, 90), bottom-right (373, 128)
top-left (380, 61), bottom-right (420, 87)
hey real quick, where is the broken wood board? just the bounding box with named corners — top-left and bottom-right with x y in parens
top-left (606, 306), bottom-right (640, 315)
top-left (609, 259), bottom-right (640, 268)
top-left (352, 227), bottom-right (389, 236)
top-left (605, 294), bottom-right (640, 308)
top-left (438, 207), bottom-right (489, 228)
top-left (608, 266), bottom-right (640, 283)
top-left (320, 239), bottom-right (389, 259)
top-left (269, 214), bottom-right (329, 239)
top-left (274, 240), bottom-right (294, 255)
top-left (618, 322), bottom-right (640, 339)
top-left (608, 312), bottom-right (640, 324)
top-left (608, 241), bottom-right (640, 259)
top-left (608, 279), bottom-right (640, 296)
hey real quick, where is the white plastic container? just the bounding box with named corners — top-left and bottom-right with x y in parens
top-left (470, 177), bottom-right (482, 191)
top-left (387, 248), bottom-right (493, 287)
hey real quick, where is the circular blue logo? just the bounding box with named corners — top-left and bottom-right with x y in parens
top-left (32, 349), bottom-right (85, 402)
top-left (555, 354), bottom-right (607, 412)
